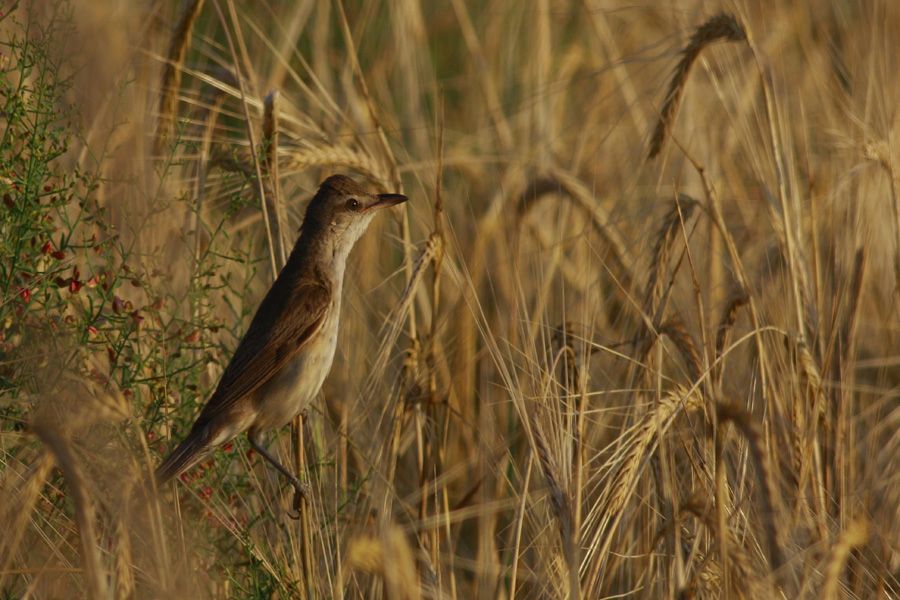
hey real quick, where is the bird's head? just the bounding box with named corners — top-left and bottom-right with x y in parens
top-left (301, 175), bottom-right (407, 248)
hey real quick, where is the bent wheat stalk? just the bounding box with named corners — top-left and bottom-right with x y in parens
top-left (648, 13), bottom-right (746, 159)
top-left (156, 0), bottom-right (205, 154)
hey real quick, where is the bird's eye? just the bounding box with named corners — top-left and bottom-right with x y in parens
top-left (346, 198), bottom-right (361, 211)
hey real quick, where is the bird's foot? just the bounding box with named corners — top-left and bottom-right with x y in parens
top-left (286, 480), bottom-right (310, 520)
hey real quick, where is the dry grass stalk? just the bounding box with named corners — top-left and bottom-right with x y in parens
top-left (455, 165), bottom-right (527, 409)
top-left (262, 89), bottom-right (287, 265)
top-left (716, 401), bottom-right (784, 572)
top-left (821, 518), bottom-right (870, 600)
top-left (834, 248), bottom-right (866, 520)
top-left (280, 144), bottom-right (389, 185)
top-left (211, 0), bottom-right (279, 277)
top-left (713, 287), bottom-right (749, 389)
top-left (582, 4), bottom-right (648, 135)
top-left (605, 386), bottom-right (703, 517)
top-left (680, 143), bottom-right (775, 405)
top-left (863, 140), bottom-right (900, 286)
top-left (714, 425), bottom-right (732, 597)
top-left (449, 0), bottom-right (514, 151)
top-left (791, 336), bottom-right (829, 533)
top-left (747, 34), bottom-right (814, 348)
top-left (796, 338), bottom-right (824, 401)
top-left (155, 0), bottom-right (205, 155)
top-left (839, 248), bottom-right (867, 370)
top-left (359, 237), bottom-right (437, 407)
top-left (648, 13), bottom-right (746, 159)
top-left (659, 318), bottom-right (703, 382)
top-left (643, 194), bottom-right (698, 318)
top-left (293, 412), bottom-right (315, 596)
top-left (333, 0), bottom-right (401, 192)
top-left (31, 424), bottom-right (108, 599)
top-left (714, 288), bottom-right (749, 364)
top-left (581, 385), bottom-right (704, 595)
top-left (553, 323), bottom-right (591, 551)
top-left (786, 342), bottom-right (808, 495)
top-left (417, 112), bottom-right (454, 589)
top-left (112, 506), bottom-right (135, 599)
top-left (517, 168), bottom-right (636, 295)
top-left (347, 526), bottom-right (421, 600)
top-left (0, 452), bottom-right (54, 588)
top-left (509, 456), bottom-right (534, 599)
top-left (334, 0), bottom-right (416, 365)
top-left (659, 494), bottom-right (765, 598)
top-left (633, 315), bottom-right (702, 388)
top-left (530, 413), bottom-right (577, 583)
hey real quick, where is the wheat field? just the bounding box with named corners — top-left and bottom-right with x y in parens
top-left (0, 0), bottom-right (898, 598)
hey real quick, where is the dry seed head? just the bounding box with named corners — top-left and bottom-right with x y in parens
top-left (648, 13), bottom-right (747, 159)
top-left (531, 416), bottom-right (574, 556)
top-left (281, 144), bottom-right (389, 185)
top-left (347, 527), bottom-right (420, 600)
top-left (714, 288), bottom-right (749, 363)
top-left (155, 0), bottom-right (205, 154)
top-left (605, 386), bottom-right (703, 516)
top-left (717, 401), bottom-right (784, 571)
top-left (821, 518), bottom-right (870, 600)
top-left (0, 454), bottom-right (55, 586)
top-left (644, 195), bottom-right (699, 315)
top-left (660, 318), bottom-right (703, 382)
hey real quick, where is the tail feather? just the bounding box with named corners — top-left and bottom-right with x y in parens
top-left (155, 425), bottom-right (212, 486)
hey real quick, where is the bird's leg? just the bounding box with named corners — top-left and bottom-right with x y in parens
top-left (248, 432), bottom-right (308, 519)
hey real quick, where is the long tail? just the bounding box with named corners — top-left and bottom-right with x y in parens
top-left (155, 424), bottom-right (213, 486)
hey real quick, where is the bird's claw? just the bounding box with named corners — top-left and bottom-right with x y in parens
top-left (287, 481), bottom-right (308, 520)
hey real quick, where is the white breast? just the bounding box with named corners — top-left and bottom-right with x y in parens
top-left (251, 305), bottom-right (341, 432)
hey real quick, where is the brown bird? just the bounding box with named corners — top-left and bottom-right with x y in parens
top-left (155, 174), bottom-right (407, 514)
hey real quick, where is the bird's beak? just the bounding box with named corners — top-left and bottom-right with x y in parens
top-left (368, 193), bottom-right (408, 211)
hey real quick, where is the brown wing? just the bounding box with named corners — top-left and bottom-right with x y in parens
top-left (195, 276), bottom-right (331, 424)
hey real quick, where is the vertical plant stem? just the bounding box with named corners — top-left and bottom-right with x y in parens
top-left (263, 90), bottom-right (287, 266)
top-left (212, 0), bottom-right (278, 277)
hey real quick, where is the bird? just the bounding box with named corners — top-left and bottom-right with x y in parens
top-left (155, 174), bottom-right (407, 515)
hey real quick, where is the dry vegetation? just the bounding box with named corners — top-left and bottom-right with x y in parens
top-left (1, 0), bottom-right (898, 598)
